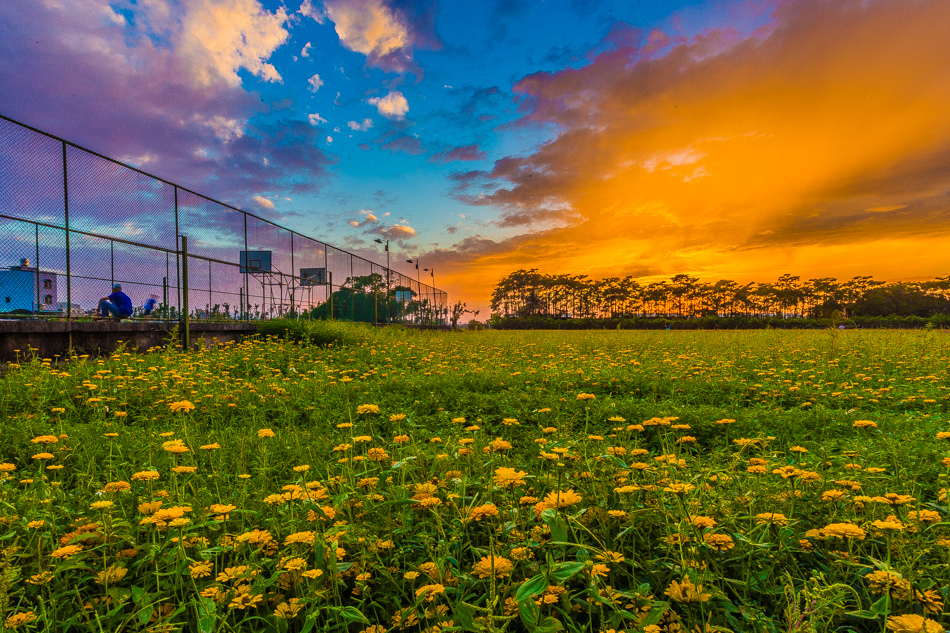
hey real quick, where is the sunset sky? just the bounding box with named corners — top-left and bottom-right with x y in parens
top-left (2, 0), bottom-right (949, 313)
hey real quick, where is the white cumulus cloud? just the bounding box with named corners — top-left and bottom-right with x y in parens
top-left (367, 91), bottom-right (408, 120)
top-left (324, 0), bottom-right (408, 59)
top-left (298, 0), bottom-right (325, 23)
top-left (178, 0), bottom-right (289, 87)
top-left (252, 195), bottom-right (274, 209)
top-left (308, 73), bottom-right (323, 92)
top-left (307, 113), bottom-right (327, 125)
top-left (383, 223), bottom-right (416, 238)
top-left (347, 118), bottom-right (373, 131)
top-left (301, 42), bottom-right (312, 57)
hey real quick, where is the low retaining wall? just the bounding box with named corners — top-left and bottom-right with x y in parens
top-left (0, 320), bottom-right (259, 361)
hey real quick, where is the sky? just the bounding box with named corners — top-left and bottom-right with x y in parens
top-left (2, 0), bottom-right (949, 314)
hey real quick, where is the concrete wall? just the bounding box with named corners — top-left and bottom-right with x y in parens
top-left (0, 320), bottom-right (258, 361)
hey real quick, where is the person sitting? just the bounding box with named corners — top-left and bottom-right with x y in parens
top-left (142, 294), bottom-right (159, 316)
top-left (98, 283), bottom-right (134, 319)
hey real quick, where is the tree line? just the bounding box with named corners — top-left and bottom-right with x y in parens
top-left (490, 270), bottom-right (950, 320)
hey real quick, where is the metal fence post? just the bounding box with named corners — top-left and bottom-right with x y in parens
top-left (181, 235), bottom-right (190, 350)
top-left (174, 187), bottom-right (181, 319)
top-left (62, 142), bottom-right (72, 352)
top-left (34, 224), bottom-right (40, 314)
top-left (243, 213), bottom-right (249, 322)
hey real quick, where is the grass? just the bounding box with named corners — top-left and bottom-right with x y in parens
top-left (0, 325), bottom-right (948, 632)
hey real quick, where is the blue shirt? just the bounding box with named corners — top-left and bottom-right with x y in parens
top-left (144, 298), bottom-right (158, 311)
top-left (109, 291), bottom-right (133, 317)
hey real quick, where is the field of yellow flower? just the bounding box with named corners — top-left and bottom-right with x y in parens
top-left (1, 323), bottom-right (949, 632)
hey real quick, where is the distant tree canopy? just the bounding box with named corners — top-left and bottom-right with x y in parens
top-left (304, 273), bottom-right (447, 324)
top-left (490, 270), bottom-right (950, 320)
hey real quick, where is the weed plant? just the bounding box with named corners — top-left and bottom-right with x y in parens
top-left (0, 326), bottom-right (948, 632)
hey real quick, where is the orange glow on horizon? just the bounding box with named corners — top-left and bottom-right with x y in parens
top-left (434, 0), bottom-right (950, 312)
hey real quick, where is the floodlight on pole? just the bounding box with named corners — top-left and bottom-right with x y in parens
top-left (375, 238), bottom-right (390, 322)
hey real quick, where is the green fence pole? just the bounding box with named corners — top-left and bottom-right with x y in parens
top-left (181, 235), bottom-right (190, 351)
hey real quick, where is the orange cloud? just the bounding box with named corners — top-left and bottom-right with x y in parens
top-left (439, 0), bottom-right (950, 311)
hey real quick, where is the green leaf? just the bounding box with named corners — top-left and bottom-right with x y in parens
top-left (516, 574), bottom-right (548, 602)
top-left (639, 602), bottom-right (669, 627)
top-left (456, 602), bottom-right (478, 632)
top-left (549, 561), bottom-right (585, 582)
top-left (197, 597), bottom-right (217, 633)
top-left (337, 606), bottom-right (369, 623)
top-left (518, 595), bottom-right (541, 631)
top-left (541, 509), bottom-right (568, 543)
top-left (300, 613), bottom-right (318, 633)
top-left (536, 615), bottom-right (564, 633)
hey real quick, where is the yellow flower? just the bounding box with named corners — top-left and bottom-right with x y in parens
top-left (31, 435), bottom-right (59, 444)
top-left (871, 519), bottom-right (904, 533)
top-left (257, 428), bottom-right (275, 438)
top-left (415, 583), bottom-right (446, 602)
top-left (703, 533), bottom-right (735, 551)
top-left (114, 411), bottom-right (127, 418)
top-left (95, 565), bottom-right (128, 585)
top-left (162, 439), bottom-right (190, 453)
top-left (132, 470), bottom-right (160, 481)
top-left (885, 614), bottom-right (943, 632)
top-left (209, 503), bottom-right (237, 519)
top-left (284, 531), bottom-right (316, 546)
top-left (493, 467), bottom-right (527, 487)
top-left (51, 407), bottom-right (66, 413)
top-left (168, 400), bottom-right (196, 413)
top-left (200, 443), bottom-right (221, 450)
top-left (0, 463), bottom-right (15, 472)
top-left (390, 414), bottom-right (407, 422)
top-left (274, 598), bottom-right (303, 619)
top-left (229, 592), bottom-right (263, 610)
top-left (31, 453), bottom-right (54, 460)
top-left (472, 555), bottom-right (513, 579)
top-left (467, 504), bottom-right (499, 521)
top-left (50, 544), bottom-right (84, 559)
top-left (90, 500), bottom-right (114, 510)
top-left (27, 572), bottom-right (54, 585)
top-left (357, 404), bottom-right (380, 414)
top-left (27, 520), bottom-right (45, 529)
top-left (665, 577), bottom-right (711, 603)
top-left (576, 393), bottom-right (596, 401)
top-left (367, 448), bottom-right (389, 461)
top-left (689, 515), bottom-right (717, 529)
top-left (394, 434), bottom-right (410, 443)
top-left (853, 420), bottom-right (877, 428)
top-left (293, 465), bottom-right (310, 472)
top-left (4, 612), bottom-right (37, 629)
top-left (755, 512), bottom-right (789, 526)
top-left (172, 466), bottom-right (197, 474)
top-left (823, 522), bottom-right (866, 540)
top-left (533, 489), bottom-right (582, 516)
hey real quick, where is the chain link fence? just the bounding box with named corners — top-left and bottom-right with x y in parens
top-left (0, 114), bottom-right (448, 324)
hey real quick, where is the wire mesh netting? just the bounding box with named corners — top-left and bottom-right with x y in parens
top-left (0, 114), bottom-right (447, 324)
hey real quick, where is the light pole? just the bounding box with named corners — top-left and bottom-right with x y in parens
top-left (375, 238), bottom-right (390, 323)
top-left (406, 258), bottom-right (420, 324)
top-left (423, 267), bottom-right (437, 325)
